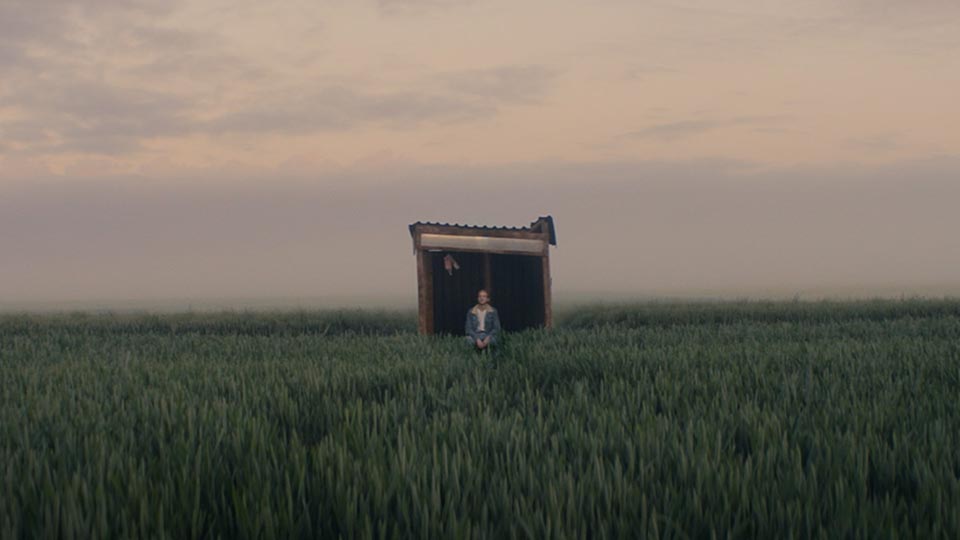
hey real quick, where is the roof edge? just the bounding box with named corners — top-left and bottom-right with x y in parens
top-left (408, 215), bottom-right (557, 247)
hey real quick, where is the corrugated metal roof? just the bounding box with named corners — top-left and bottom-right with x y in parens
top-left (409, 221), bottom-right (529, 231)
top-left (409, 215), bottom-right (557, 246)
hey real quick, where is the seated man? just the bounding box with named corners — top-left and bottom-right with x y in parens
top-left (464, 289), bottom-right (501, 352)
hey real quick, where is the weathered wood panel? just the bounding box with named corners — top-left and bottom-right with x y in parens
top-left (419, 233), bottom-right (547, 255)
top-left (542, 250), bottom-right (553, 329)
top-left (416, 247), bottom-right (435, 335)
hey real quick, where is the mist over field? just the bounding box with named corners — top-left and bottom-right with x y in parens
top-left (3, 157), bottom-right (960, 311)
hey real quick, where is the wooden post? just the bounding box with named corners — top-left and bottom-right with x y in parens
top-left (416, 247), bottom-right (434, 335)
top-left (424, 253), bottom-right (434, 334)
top-left (542, 250), bottom-right (553, 329)
top-left (415, 248), bottom-right (426, 334)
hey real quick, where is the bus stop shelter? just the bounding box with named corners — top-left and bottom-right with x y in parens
top-left (408, 216), bottom-right (557, 335)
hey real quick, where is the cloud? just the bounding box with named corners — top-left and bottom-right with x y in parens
top-left (441, 65), bottom-right (557, 104)
top-left (206, 65), bottom-right (556, 135)
top-left (627, 120), bottom-right (723, 141)
top-left (1, 62), bottom-right (556, 154)
top-left (206, 85), bottom-right (492, 134)
top-left (375, 0), bottom-right (476, 16)
top-left (846, 133), bottom-right (902, 152)
top-left (636, 1), bottom-right (960, 62)
top-left (3, 80), bottom-right (196, 154)
top-left (626, 115), bottom-right (788, 141)
top-left (0, 0), bottom-right (268, 154)
top-left (0, 0), bottom-right (178, 66)
top-left (655, 0), bottom-right (960, 24)
top-left (623, 65), bottom-right (677, 81)
top-left (0, 0), bottom-right (555, 154)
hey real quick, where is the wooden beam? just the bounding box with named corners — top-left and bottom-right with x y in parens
top-left (542, 251), bottom-right (553, 329)
top-left (412, 224), bottom-right (551, 242)
top-left (419, 234), bottom-right (545, 255)
top-left (422, 246), bottom-right (547, 257)
top-left (416, 248), bottom-right (428, 335)
top-left (423, 252), bottom-right (434, 334)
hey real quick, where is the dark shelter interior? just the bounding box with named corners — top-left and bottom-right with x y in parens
top-left (430, 251), bottom-right (545, 335)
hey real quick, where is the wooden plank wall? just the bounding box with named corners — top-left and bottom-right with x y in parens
top-left (542, 250), bottom-right (553, 329)
top-left (416, 248), bottom-right (434, 335)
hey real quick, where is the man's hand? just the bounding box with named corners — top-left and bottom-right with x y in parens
top-left (476, 338), bottom-right (485, 348)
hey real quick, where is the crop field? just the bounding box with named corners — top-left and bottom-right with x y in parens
top-left (2, 299), bottom-right (959, 538)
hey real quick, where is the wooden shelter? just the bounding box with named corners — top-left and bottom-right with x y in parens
top-left (409, 216), bottom-right (557, 335)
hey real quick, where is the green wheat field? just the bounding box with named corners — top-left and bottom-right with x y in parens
top-left (2, 299), bottom-right (959, 538)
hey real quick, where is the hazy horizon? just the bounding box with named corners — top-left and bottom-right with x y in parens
top-left (2, 1), bottom-right (958, 309)
top-left (6, 287), bottom-right (960, 314)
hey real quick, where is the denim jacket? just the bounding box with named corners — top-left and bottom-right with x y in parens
top-left (465, 307), bottom-right (501, 341)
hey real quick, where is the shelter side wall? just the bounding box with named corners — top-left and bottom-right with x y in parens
top-left (542, 250), bottom-right (552, 329)
top-left (416, 249), bottom-right (435, 335)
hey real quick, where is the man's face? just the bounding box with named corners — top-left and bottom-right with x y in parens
top-left (478, 291), bottom-right (489, 304)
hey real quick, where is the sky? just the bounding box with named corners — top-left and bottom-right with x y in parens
top-left (1, 0), bottom-right (959, 308)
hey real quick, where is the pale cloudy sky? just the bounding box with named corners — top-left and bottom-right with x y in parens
top-left (1, 1), bottom-right (959, 307)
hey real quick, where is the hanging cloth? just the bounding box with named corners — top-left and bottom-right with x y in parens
top-left (443, 254), bottom-right (460, 276)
